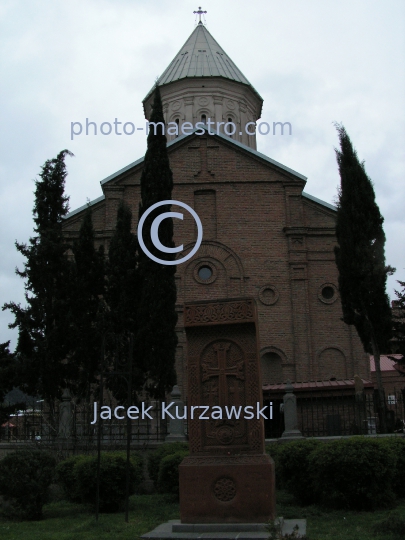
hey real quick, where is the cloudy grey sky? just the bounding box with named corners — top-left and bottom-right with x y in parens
top-left (1, 0), bottom-right (404, 350)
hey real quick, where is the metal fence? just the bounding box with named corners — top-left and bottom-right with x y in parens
top-left (2, 390), bottom-right (405, 443)
top-left (264, 389), bottom-right (405, 438)
top-left (0, 399), bottom-right (169, 444)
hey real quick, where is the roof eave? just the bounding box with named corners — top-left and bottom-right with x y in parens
top-left (65, 127), bottom-right (342, 221)
top-left (102, 125), bottom-right (307, 185)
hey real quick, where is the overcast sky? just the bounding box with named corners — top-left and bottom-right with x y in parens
top-left (1, 0), bottom-right (404, 351)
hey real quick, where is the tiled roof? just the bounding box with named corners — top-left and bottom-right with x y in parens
top-left (370, 354), bottom-right (404, 372)
top-left (263, 378), bottom-right (373, 392)
top-left (144, 23), bottom-right (262, 101)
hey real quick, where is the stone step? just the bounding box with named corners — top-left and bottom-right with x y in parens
top-left (142, 519), bottom-right (307, 539)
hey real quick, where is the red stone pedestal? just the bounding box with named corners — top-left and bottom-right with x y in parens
top-left (179, 454), bottom-right (275, 523)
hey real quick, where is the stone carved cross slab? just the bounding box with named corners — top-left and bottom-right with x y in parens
top-left (181, 299), bottom-right (275, 523)
top-left (188, 138), bottom-right (218, 178)
top-left (202, 342), bottom-right (244, 407)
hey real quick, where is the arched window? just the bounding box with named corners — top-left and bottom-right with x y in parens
top-left (201, 114), bottom-right (207, 123)
top-left (175, 118), bottom-right (179, 138)
top-left (318, 348), bottom-right (347, 381)
top-left (228, 117), bottom-right (233, 138)
top-left (261, 352), bottom-right (283, 385)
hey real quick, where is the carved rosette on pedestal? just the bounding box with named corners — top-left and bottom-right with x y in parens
top-left (179, 298), bottom-right (275, 523)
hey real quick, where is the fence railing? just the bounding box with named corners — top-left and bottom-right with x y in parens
top-left (0, 399), bottom-right (168, 444)
top-left (265, 389), bottom-right (405, 438)
top-left (2, 389), bottom-right (405, 443)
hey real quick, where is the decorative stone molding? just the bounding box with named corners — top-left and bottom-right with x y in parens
top-left (184, 299), bottom-right (255, 327)
top-left (213, 477), bottom-right (236, 501)
top-left (212, 95), bottom-right (224, 105)
top-left (143, 78), bottom-right (262, 149)
top-left (258, 285), bottom-right (279, 306)
top-left (183, 454), bottom-right (271, 465)
top-left (179, 240), bottom-right (247, 298)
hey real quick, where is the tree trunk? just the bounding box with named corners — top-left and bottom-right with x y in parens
top-left (370, 335), bottom-right (387, 433)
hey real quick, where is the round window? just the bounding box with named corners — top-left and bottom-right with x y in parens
top-left (321, 286), bottom-right (335, 300)
top-left (198, 265), bottom-right (213, 281)
top-left (318, 283), bottom-right (337, 304)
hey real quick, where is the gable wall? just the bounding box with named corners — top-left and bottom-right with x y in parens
top-left (62, 135), bottom-right (370, 395)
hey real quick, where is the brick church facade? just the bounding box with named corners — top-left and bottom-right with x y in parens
top-left (63, 21), bottom-right (370, 403)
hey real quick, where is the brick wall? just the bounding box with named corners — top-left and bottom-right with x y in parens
top-left (63, 133), bottom-right (370, 396)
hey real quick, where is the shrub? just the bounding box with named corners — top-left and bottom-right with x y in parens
top-left (377, 437), bottom-right (405, 498)
top-left (309, 436), bottom-right (396, 510)
top-left (277, 439), bottom-right (322, 505)
top-left (55, 454), bottom-right (86, 502)
top-left (265, 444), bottom-right (283, 489)
top-left (66, 452), bottom-right (143, 512)
top-left (0, 449), bottom-right (56, 520)
top-left (147, 442), bottom-right (188, 488)
top-left (157, 450), bottom-right (188, 497)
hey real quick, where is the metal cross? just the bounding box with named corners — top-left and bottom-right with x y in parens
top-left (193, 6), bottom-right (207, 24)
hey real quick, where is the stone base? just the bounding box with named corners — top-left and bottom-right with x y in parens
top-left (179, 454), bottom-right (275, 523)
top-left (165, 434), bottom-right (187, 442)
top-left (142, 519), bottom-right (307, 539)
top-left (280, 430), bottom-right (304, 442)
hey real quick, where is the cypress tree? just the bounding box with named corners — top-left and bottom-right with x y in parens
top-left (105, 201), bottom-right (140, 401)
top-left (70, 208), bottom-right (105, 398)
top-left (107, 202), bottom-right (138, 336)
top-left (392, 281), bottom-right (405, 360)
top-left (3, 150), bottom-right (74, 403)
top-left (0, 342), bottom-right (17, 402)
top-left (334, 124), bottom-right (393, 432)
top-left (136, 85), bottom-right (177, 399)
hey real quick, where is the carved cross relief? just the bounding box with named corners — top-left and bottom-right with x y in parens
top-left (201, 341), bottom-right (246, 446)
top-left (202, 342), bottom-right (244, 406)
top-left (188, 137), bottom-right (219, 179)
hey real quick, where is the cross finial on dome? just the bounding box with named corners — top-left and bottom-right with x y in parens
top-left (193, 6), bottom-right (207, 25)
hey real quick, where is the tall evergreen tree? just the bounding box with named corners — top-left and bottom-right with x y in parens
top-left (0, 342), bottom-right (17, 402)
top-left (334, 124), bottom-right (393, 432)
top-left (105, 201), bottom-right (140, 401)
top-left (3, 150), bottom-right (74, 403)
top-left (136, 85), bottom-right (177, 399)
top-left (107, 202), bottom-right (138, 336)
top-left (70, 208), bottom-right (106, 398)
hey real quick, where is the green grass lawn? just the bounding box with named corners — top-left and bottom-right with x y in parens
top-left (0, 494), bottom-right (180, 540)
top-left (277, 490), bottom-right (405, 540)
top-left (0, 491), bottom-right (404, 540)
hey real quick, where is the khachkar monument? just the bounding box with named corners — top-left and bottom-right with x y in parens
top-left (179, 298), bottom-right (275, 523)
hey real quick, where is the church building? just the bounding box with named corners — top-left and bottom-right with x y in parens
top-left (63, 19), bottom-right (370, 414)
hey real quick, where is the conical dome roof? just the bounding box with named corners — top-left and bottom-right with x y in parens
top-left (144, 23), bottom-right (262, 100)
top-left (160, 23), bottom-right (250, 84)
